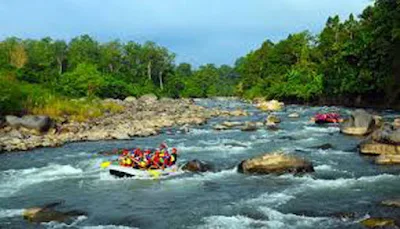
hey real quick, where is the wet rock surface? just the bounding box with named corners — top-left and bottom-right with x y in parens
top-left (237, 152), bottom-right (314, 175)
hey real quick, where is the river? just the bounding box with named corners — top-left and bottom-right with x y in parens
top-left (1, 99), bottom-right (400, 229)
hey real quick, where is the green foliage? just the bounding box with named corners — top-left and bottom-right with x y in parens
top-left (0, 75), bottom-right (26, 115)
top-left (0, 0), bottom-right (398, 117)
top-left (236, 0), bottom-right (400, 104)
top-left (59, 63), bottom-right (105, 97)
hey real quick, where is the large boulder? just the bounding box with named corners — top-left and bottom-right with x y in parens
top-left (375, 154), bottom-right (400, 165)
top-left (359, 124), bottom-right (400, 155)
top-left (256, 100), bottom-right (284, 112)
top-left (6, 115), bottom-right (53, 132)
top-left (237, 153), bottom-right (314, 175)
top-left (181, 160), bottom-right (214, 172)
top-left (360, 142), bottom-right (400, 155)
top-left (138, 94), bottom-right (158, 104)
top-left (371, 123), bottom-right (399, 144)
top-left (340, 109), bottom-right (376, 136)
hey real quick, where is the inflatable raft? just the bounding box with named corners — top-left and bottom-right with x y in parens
top-left (313, 113), bottom-right (341, 124)
top-left (108, 164), bottom-right (179, 178)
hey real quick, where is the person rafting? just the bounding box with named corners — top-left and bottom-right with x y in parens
top-left (169, 148), bottom-right (178, 166)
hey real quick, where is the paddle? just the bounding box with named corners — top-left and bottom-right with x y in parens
top-left (100, 161), bottom-right (113, 168)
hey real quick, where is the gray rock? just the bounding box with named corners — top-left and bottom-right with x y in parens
top-left (182, 160), bottom-right (214, 172)
top-left (6, 115), bottom-right (53, 132)
top-left (340, 109), bottom-right (376, 136)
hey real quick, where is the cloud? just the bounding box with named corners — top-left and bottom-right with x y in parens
top-left (0, 0), bottom-right (371, 66)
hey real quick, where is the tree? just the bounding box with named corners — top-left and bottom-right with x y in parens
top-left (60, 63), bottom-right (105, 97)
top-left (67, 35), bottom-right (99, 70)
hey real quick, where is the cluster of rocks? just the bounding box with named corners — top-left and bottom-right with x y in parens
top-left (213, 114), bottom-right (282, 132)
top-left (0, 95), bottom-right (246, 152)
top-left (338, 109), bottom-right (400, 165)
top-left (254, 99), bottom-right (285, 112)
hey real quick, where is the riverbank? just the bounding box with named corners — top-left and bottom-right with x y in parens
top-left (0, 95), bottom-right (247, 152)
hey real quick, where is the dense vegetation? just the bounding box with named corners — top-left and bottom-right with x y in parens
top-left (236, 0), bottom-right (400, 107)
top-left (0, 0), bottom-right (399, 117)
top-left (0, 37), bottom-right (237, 116)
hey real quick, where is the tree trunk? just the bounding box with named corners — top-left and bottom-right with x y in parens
top-left (147, 61), bottom-right (152, 81)
top-left (57, 57), bottom-right (63, 75)
top-left (159, 70), bottom-right (164, 90)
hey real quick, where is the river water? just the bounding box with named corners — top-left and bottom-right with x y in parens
top-left (1, 99), bottom-right (400, 229)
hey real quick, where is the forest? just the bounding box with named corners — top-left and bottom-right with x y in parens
top-left (0, 0), bottom-right (399, 117)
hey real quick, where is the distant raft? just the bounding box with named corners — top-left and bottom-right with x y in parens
top-left (313, 113), bottom-right (342, 124)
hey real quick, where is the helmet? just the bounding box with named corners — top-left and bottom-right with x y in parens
top-left (160, 142), bottom-right (168, 149)
top-left (172, 148), bottom-right (177, 153)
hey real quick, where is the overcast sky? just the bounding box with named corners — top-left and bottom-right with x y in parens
top-left (0, 0), bottom-right (371, 66)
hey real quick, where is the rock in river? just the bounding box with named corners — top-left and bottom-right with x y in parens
top-left (266, 114), bottom-right (281, 124)
top-left (181, 159), bottom-right (214, 172)
top-left (340, 109), bottom-right (376, 136)
top-left (360, 124), bottom-right (400, 155)
top-left (360, 218), bottom-right (396, 228)
top-left (375, 154), bottom-right (400, 165)
top-left (237, 152), bottom-right (314, 175)
top-left (23, 201), bottom-right (87, 223)
top-left (241, 122), bottom-right (258, 132)
top-left (381, 199), bottom-right (400, 208)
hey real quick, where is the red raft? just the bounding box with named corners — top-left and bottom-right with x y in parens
top-left (313, 113), bottom-right (342, 124)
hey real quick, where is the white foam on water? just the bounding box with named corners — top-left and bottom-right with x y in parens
top-left (278, 173), bottom-right (398, 194)
top-left (314, 164), bottom-right (335, 171)
top-left (198, 138), bottom-right (252, 148)
top-left (197, 209), bottom-right (334, 229)
top-left (246, 192), bottom-right (295, 207)
top-left (0, 164), bottom-right (83, 197)
top-left (0, 208), bottom-right (24, 218)
top-left (163, 168), bottom-right (237, 185)
top-left (177, 143), bottom-right (248, 154)
top-left (189, 128), bottom-right (212, 135)
top-left (259, 207), bottom-right (332, 229)
top-left (81, 225), bottom-right (139, 229)
top-left (42, 215), bottom-right (88, 228)
top-left (295, 137), bottom-right (317, 143)
top-left (197, 215), bottom-right (269, 229)
top-left (312, 149), bottom-right (352, 156)
top-left (303, 126), bottom-right (340, 133)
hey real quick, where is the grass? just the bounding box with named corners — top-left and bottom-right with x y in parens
top-left (31, 98), bottom-right (125, 122)
top-left (1, 73), bottom-right (125, 122)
